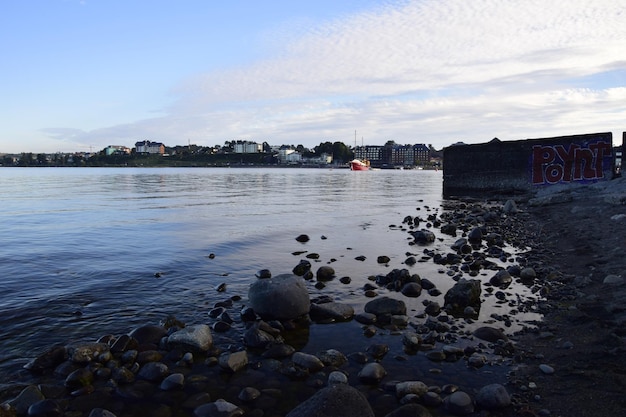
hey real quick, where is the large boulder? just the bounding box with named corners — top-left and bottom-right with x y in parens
top-left (286, 384), bottom-right (374, 417)
top-left (248, 274), bottom-right (310, 320)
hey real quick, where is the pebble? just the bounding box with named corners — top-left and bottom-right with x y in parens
top-left (539, 364), bottom-right (555, 374)
top-left (160, 373), bottom-right (185, 391)
top-left (238, 387), bottom-right (261, 402)
top-left (292, 352), bottom-right (324, 372)
top-left (193, 399), bottom-right (244, 417)
top-left (603, 274), bottom-right (624, 285)
top-left (328, 371), bottom-right (348, 385)
top-left (27, 399), bottom-right (63, 417)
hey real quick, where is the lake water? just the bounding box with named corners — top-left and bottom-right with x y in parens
top-left (0, 167), bottom-right (541, 387)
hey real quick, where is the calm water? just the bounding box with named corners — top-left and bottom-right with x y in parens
top-left (0, 167), bottom-right (540, 386)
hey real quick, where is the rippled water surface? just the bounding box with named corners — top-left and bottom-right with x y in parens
top-left (0, 167), bottom-right (540, 385)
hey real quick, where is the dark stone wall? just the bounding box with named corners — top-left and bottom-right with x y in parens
top-left (443, 132), bottom-right (614, 197)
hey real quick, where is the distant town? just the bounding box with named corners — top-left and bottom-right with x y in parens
top-left (0, 140), bottom-right (443, 169)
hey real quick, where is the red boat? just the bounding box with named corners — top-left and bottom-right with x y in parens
top-left (349, 159), bottom-right (370, 171)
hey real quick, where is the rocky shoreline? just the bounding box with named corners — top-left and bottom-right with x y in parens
top-left (1, 177), bottom-right (624, 417)
top-left (504, 176), bottom-right (626, 417)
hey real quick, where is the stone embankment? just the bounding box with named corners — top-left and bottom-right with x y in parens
top-left (2, 177), bottom-right (624, 417)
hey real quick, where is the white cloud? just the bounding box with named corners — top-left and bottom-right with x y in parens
top-left (54, 0), bottom-right (626, 151)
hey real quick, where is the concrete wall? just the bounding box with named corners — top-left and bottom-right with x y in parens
top-left (443, 132), bottom-right (614, 197)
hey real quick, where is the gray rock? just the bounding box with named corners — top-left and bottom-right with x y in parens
top-left (444, 391), bottom-right (474, 415)
top-left (111, 366), bottom-right (135, 384)
top-left (424, 301), bottom-right (441, 316)
top-left (444, 279), bottom-right (481, 311)
top-left (238, 387), bottom-right (260, 402)
top-left (23, 346), bottom-right (67, 372)
top-left (401, 331), bottom-right (422, 351)
top-left (328, 371), bottom-right (348, 385)
top-left (193, 399), bottom-right (244, 417)
top-left (64, 367), bottom-right (94, 389)
top-left (364, 296), bottom-right (407, 316)
top-left (243, 323), bottom-right (282, 349)
top-left (160, 373), bottom-right (185, 390)
top-left (395, 381), bottom-right (428, 398)
top-left (520, 267), bottom-right (537, 281)
top-left (285, 384), bottom-right (375, 417)
top-left (503, 199), bottom-right (518, 214)
top-left (248, 274), bottom-right (310, 320)
top-left (27, 399), bottom-right (63, 417)
top-left (255, 269), bottom-right (271, 279)
top-left (489, 270), bottom-right (512, 287)
top-left (68, 343), bottom-right (110, 364)
top-left (539, 364), bottom-right (555, 374)
top-left (401, 282), bottom-right (422, 297)
top-left (310, 302), bottom-right (354, 322)
top-left (168, 324), bottom-right (213, 352)
top-left (603, 274), bottom-right (624, 285)
top-left (377, 255), bottom-right (391, 264)
top-left (261, 343), bottom-right (295, 358)
top-left (295, 234), bottom-right (310, 243)
top-left (476, 383), bottom-right (511, 409)
top-left (391, 315), bottom-right (409, 326)
top-left (138, 361), bottom-right (169, 382)
top-left (421, 391), bottom-right (442, 407)
top-left (316, 266), bottom-right (335, 281)
top-left (292, 352), bottom-right (324, 372)
top-left (358, 362), bottom-right (387, 384)
top-left (411, 229), bottom-right (436, 244)
top-left (473, 326), bottom-right (508, 343)
top-left (317, 349), bottom-right (348, 367)
top-left (450, 238), bottom-right (468, 251)
top-left (467, 227), bottom-right (483, 244)
top-left (467, 353), bottom-right (487, 368)
top-left (292, 260), bottom-right (312, 276)
top-left (7, 385), bottom-right (45, 415)
top-left (129, 324), bottom-right (168, 345)
top-left (354, 312), bottom-right (377, 324)
top-left (219, 351), bottom-right (248, 373)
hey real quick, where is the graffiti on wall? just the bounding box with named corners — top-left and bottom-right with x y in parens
top-left (531, 140), bottom-right (612, 185)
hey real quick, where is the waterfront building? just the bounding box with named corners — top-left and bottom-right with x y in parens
top-left (354, 143), bottom-right (431, 168)
top-left (135, 140), bottom-right (165, 155)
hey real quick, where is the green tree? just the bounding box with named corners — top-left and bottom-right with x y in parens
top-left (19, 153), bottom-right (33, 166)
top-left (331, 141), bottom-right (352, 163)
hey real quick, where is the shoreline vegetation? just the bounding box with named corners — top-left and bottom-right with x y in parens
top-left (1, 177), bottom-right (624, 417)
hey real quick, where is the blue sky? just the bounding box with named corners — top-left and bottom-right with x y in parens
top-left (1, 0), bottom-right (625, 153)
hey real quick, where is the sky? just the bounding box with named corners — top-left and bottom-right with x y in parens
top-left (1, 0), bottom-right (625, 154)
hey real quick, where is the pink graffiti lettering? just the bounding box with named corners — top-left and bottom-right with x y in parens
top-left (532, 141), bottom-right (612, 185)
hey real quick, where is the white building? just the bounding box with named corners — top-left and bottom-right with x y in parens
top-left (279, 149), bottom-right (302, 164)
top-left (233, 141), bottom-right (262, 153)
top-left (135, 140), bottom-right (165, 155)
